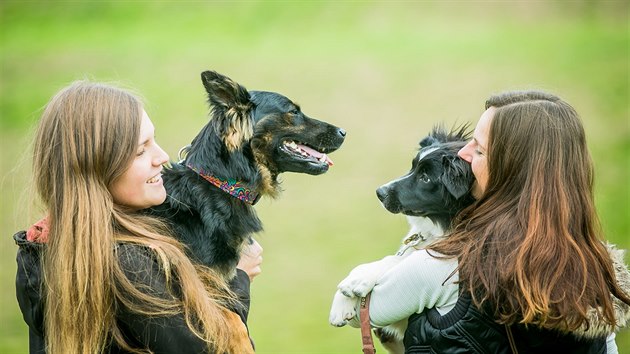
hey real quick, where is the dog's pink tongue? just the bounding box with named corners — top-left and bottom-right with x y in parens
top-left (297, 144), bottom-right (334, 166)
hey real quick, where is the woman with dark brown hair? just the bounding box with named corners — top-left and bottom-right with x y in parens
top-left (341, 91), bottom-right (630, 353)
top-left (423, 91), bottom-right (630, 352)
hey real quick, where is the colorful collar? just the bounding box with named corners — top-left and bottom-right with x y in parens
top-left (186, 164), bottom-right (260, 205)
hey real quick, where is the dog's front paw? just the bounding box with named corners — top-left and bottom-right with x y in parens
top-left (338, 257), bottom-right (404, 297)
top-left (337, 263), bottom-right (382, 298)
top-left (338, 275), bottom-right (378, 298)
top-left (329, 291), bottom-right (358, 327)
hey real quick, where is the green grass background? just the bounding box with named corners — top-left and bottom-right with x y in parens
top-left (1, 1), bottom-right (628, 353)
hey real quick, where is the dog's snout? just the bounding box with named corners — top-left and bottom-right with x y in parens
top-left (376, 187), bottom-right (388, 202)
top-left (337, 128), bottom-right (347, 138)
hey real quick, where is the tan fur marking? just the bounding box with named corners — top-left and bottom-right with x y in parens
top-left (255, 161), bottom-right (279, 198)
top-left (224, 109), bottom-right (254, 151)
top-left (250, 132), bottom-right (281, 196)
top-left (224, 310), bottom-right (255, 353)
top-left (251, 149), bottom-right (279, 197)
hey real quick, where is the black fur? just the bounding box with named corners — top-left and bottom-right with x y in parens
top-left (376, 125), bottom-right (475, 232)
top-left (372, 125), bottom-right (475, 348)
top-left (149, 71), bottom-right (345, 277)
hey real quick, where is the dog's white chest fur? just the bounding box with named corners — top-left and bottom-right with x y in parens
top-left (405, 216), bottom-right (444, 242)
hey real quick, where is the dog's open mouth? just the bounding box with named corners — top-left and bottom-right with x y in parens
top-left (281, 140), bottom-right (334, 166)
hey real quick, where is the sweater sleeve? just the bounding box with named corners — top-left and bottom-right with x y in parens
top-left (361, 249), bottom-right (459, 328)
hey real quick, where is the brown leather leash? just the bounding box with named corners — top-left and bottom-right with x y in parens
top-left (360, 292), bottom-right (376, 354)
top-left (358, 233), bottom-right (426, 354)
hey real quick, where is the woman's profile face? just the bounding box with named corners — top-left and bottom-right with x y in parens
top-left (109, 111), bottom-right (169, 210)
top-left (458, 107), bottom-right (494, 199)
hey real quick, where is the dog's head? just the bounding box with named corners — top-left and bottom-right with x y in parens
top-left (248, 90), bottom-right (346, 177)
top-left (376, 125), bottom-right (475, 225)
top-left (185, 70), bottom-right (345, 196)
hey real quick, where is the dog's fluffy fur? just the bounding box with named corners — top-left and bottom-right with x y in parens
top-left (149, 71), bottom-right (345, 277)
top-left (329, 125), bottom-right (474, 353)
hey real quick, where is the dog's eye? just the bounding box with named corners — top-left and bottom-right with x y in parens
top-left (419, 173), bottom-right (431, 183)
top-left (289, 109), bottom-right (299, 115)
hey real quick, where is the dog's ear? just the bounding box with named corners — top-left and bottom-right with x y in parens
top-left (419, 136), bottom-right (437, 148)
top-left (201, 70), bottom-right (254, 151)
top-left (440, 155), bottom-right (473, 199)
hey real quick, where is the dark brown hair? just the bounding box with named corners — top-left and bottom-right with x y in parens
top-left (430, 91), bottom-right (630, 331)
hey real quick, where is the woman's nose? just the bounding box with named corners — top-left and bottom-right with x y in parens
top-left (154, 144), bottom-right (170, 166)
top-left (458, 144), bottom-right (472, 163)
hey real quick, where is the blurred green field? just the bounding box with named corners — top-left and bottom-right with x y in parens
top-left (1, 2), bottom-right (628, 353)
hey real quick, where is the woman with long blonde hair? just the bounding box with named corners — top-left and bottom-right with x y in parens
top-left (15, 80), bottom-right (258, 353)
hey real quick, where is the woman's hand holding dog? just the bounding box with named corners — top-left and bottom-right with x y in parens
top-left (237, 238), bottom-right (263, 282)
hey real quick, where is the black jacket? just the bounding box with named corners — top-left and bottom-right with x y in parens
top-left (403, 292), bottom-right (606, 354)
top-left (403, 243), bottom-right (630, 354)
top-left (14, 230), bottom-right (252, 354)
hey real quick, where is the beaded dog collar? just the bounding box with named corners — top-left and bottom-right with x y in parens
top-left (186, 164), bottom-right (260, 205)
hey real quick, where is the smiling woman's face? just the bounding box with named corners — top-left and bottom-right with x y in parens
top-left (458, 107), bottom-right (494, 199)
top-left (109, 110), bottom-right (169, 210)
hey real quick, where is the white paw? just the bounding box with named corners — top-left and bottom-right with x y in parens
top-left (337, 262), bottom-right (382, 297)
top-left (338, 275), bottom-right (378, 298)
top-left (329, 291), bottom-right (358, 327)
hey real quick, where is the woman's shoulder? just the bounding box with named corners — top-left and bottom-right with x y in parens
top-left (116, 242), bottom-right (154, 259)
top-left (14, 230), bottom-right (29, 245)
top-left (606, 243), bottom-right (629, 288)
top-left (115, 242), bottom-right (176, 299)
top-left (14, 230), bottom-right (42, 250)
top-left (115, 242), bottom-right (160, 274)
top-left (584, 243), bottom-right (630, 336)
top-left (14, 230), bottom-right (46, 336)
top-left (14, 230), bottom-right (43, 273)
top-left (115, 242), bottom-right (167, 283)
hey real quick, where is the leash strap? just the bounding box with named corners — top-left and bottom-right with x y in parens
top-left (360, 293), bottom-right (376, 354)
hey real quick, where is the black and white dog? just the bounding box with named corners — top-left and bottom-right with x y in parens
top-left (329, 126), bottom-right (474, 353)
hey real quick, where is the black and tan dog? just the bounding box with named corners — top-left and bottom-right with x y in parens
top-left (150, 70), bottom-right (345, 278)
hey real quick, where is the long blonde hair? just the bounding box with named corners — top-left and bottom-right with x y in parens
top-left (431, 91), bottom-right (630, 331)
top-left (33, 81), bottom-right (246, 353)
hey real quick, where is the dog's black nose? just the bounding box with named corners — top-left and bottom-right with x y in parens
top-left (337, 128), bottom-right (347, 138)
top-left (376, 187), bottom-right (387, 202)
